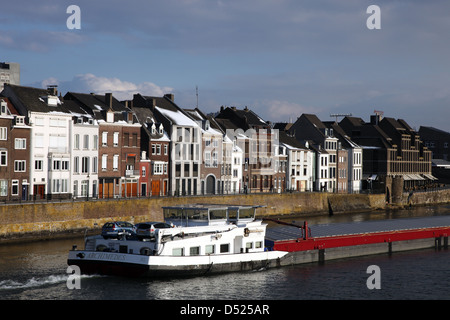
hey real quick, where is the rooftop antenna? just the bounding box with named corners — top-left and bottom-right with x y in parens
top-left (196, 85), bottom-right (198, 109)
top-left (330, 113), bottom-right (352, 122)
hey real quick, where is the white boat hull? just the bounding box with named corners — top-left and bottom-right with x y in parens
top-left (68, 249), bottom-right (288, 277)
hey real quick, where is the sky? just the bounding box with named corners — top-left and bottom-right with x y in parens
top-left (1, 0), bottom-right (450, 131)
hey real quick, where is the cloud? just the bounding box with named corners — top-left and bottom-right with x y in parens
top-left (257, 99), bottom-right (321, 123)
top-left (40, 73), bottom-right (173, 101)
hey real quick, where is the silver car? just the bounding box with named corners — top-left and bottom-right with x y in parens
top-left (135, 221), bottom-right (173, 239)
top-left (101, 221), bottom-right (136, 239)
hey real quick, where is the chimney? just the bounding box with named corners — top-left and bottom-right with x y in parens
top-left (370, 114), bottom-right (382, 125)
top-left (47, 85), bottom-right (58, 96)
top-left (105, 93), bottom-right (113, 109)
top-left (146, 98), bottom-right (156, 110)
top-left (244, 106), bottom-right (249, 112)
top-left (164, 93), bottom-right (174, 102)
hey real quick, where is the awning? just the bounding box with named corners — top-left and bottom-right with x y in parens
top-left (422, 174), bottom-right (438, 181)
top-left (403, 174), bottom-right (425, 181)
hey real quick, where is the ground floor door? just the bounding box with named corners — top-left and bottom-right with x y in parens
top-left (206, 175), bottom-right (215, 194)
top-left (33, 184), bottom-right (45, 200)
top-left (151, 180), bottom-right (160, 196)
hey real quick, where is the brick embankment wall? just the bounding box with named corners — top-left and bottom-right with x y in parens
top-left (0, 192), bottom-right (388, 242)
top-left (403, 188), bottom-right (450, 207)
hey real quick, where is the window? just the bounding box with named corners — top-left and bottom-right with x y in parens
top-left (35, 117), bottom-right (44, 126)
top-left (220, 243), bottom-right (229, 253)
top-left (142, 166), bottom-right (146, 177)
top-left (35, 160), bottom-right (43, 171)
top-left (74, 157), bottom-right (79, 173)
top-left (205, 245), bottom-right (215, 255)
top-left (0, 180), bottom-right (7, 196)
top-left (74, 134), bottom-right (80, 149)
top-left (0, 127), bottom-right (7, 140)
top-left (73, 181), bottom-right (78, 197)
top-left (172, 248), bottom-right (184, 256)
top-left (83, 135), bottom-right (89, 149)
top-left (14, 138), bottom-right (26, 149)
top-left (53, 160), bottom-right (60, 171)
top-left (93, 135), bottom-right (98, 150)
top-left (189, 246), bottom-right (200, 256)
top-left (132, 133), bottom-right (137, 146)
top-left (11, 180), bottom-right (18, 196)
top-left (113, 132), bottom-right (119, 147)
top-left (102, 132), bottom-right (108, 146)
top-left (164, 145), bottom-right (168, 155)
top-left (123, 133), bottom-right (129, 147)
top-left (113, 155), bottom-right (119, 170)
top-left (14, 160), bottom-right (26, 172)
top-left (62, 160), bottom-right (69, 170)
top-left (154, 163), bottom-right (163, 175)
top-left (92, 157), bottom-right (98, 173)
top-left (255, 241), bottom-right (262, 249)
top-left (82, 157), bottom-right (90, 173)
top-left (81, 180), bottom-right (88, 196)
top-left (0, 151), bottom-right (6, 166)
top-left (35, 134), bottom-right (44, 148)
top-left (102, 155), bottom-right (108, 170)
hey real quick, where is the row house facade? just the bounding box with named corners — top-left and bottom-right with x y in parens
top-left (2, 84), bottom-right (97, 200)
top-left (288, 114), bottom-right (340, 192)
top-left (215, 106), bottom-right (287, 193)
top-left (129, 94), bottom-right (170, 196)
top-left (134, 94), bottom-right (202, 196)
top-left (339, 113), bottom-right (433, 197)
top-left (64, 92), bottom-right (141, 198)
top-left (184, 108), bottom-right (224, 195)
top-left (0, 97), bottom-right (30, 201)
top-left (278, 131), bottom-right (314, 192)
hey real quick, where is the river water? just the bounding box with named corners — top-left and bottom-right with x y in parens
top-left (0, 205), bottom-right (450, 303)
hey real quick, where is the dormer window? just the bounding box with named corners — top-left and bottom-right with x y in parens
top-left (15, 116), bottom-right (25, 125)
top-left (0, 101), bottom-right (7, 115)
top-left (151, 124), bottom-right (156, 134)
top-left (159, 124), bottom-right (163, 135)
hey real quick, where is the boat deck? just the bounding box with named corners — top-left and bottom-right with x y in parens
top-left (266, 215), bottom-right (450, 241)
top-left (265, 215), bottom-right (450, 252)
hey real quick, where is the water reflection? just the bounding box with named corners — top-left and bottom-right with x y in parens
top-left (1, 204), bottom-right (450, 300)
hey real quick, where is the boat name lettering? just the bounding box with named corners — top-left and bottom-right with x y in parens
top-left (87, 252), bottom-right (126, 261)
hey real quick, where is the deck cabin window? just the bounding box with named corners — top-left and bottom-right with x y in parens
top-left (189, 246), bottom-right (200, 256)
top-left (172, 248), bottom-right (184, 256)
top-left (209, 209), bottom-right (227, 220)
top-left (220, 244), bottom-right (229, 253)
top-left (205, 245), bottom-right (215, 255)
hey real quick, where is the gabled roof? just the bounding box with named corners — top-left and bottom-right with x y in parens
top-left (279, 131), bottom-right (308, 150)
top-left (215, 106), bottom-right (270, 131)
top-left (3, 84), bottom-right (72, 114)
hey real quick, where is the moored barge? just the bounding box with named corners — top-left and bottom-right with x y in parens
top-left (68, 204), bottom-right (288, 277)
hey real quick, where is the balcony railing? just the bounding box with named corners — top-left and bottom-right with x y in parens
top-left (125, 169), bottom-right (140, 177)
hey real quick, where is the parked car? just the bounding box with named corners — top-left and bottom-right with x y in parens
top-left (135, 221), bottom-right (173, 239)
top-left (101, 221), bottom-right (136, 239)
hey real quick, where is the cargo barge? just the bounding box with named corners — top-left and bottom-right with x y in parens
top-left (265, 216), bottom-right (450, 266)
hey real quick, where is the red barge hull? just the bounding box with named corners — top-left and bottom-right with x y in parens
top-left (265, 216), bottom-right (450, 265)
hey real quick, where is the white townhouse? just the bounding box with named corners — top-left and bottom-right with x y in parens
top-left (2, 85), bottom-right (76, 200)
top-left (148, 94), bottom-right (203, 196)
top-left (184, 108), bottom-right (225, 195)
top-left (69, 111), bottom-right (99, 199)
top-left (279, 132), bottom-right (314, 192)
